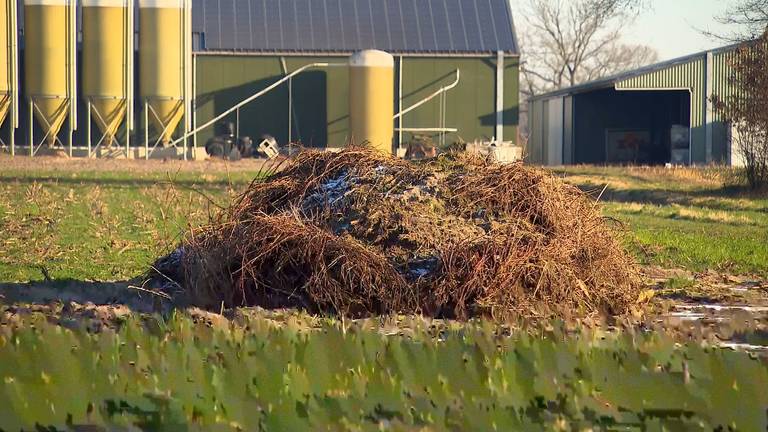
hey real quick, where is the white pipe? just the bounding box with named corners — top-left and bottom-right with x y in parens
top-left (495, 51), bottom-right (504, 144)
top-left (182, 0), bottom-right (192, 160)
top-left (394, 69), bottom-right (460, 120)
top-left (395, 127), bottom-right (457, 133)
top-left (397, 56), bottom-right (403, 147)
top-left (169, 62), bottom-right (344, 147)
top-left (69, 0), bottom-right (76, 127)
top-left (192, 53), bottom-right (197, 151)
top-left (9, 0), bottom-right (18, 156)
top-left (126, 0), bottom-right (134, 157)
top-left (87, 100), bottom-right (92, 156)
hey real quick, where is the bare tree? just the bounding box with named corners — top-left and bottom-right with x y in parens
top-left (712, 35), bottom-right (768, 189)
top-left (713, 0), bottom-right (768, 41)
top-left (518, 0), bottom-right (657, 97)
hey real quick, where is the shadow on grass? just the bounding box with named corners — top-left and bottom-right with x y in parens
top-left (571, 182), bottom-right (768, 213)
top-left (0, 175), bottom-right (256, 189)
top-left (0, 279), bottom-right (165, 314)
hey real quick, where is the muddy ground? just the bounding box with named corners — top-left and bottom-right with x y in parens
top-left (2, 268), bottom-right (767, 355)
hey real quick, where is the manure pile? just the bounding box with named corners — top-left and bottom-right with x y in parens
top-left (154, 148), bottom-right (641, 318)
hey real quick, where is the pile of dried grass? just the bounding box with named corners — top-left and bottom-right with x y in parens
top-left (154, 148), bottom-right (641, 319)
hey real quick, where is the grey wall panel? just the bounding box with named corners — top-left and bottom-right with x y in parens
top-left (547, 97), bottom-right (563, 166)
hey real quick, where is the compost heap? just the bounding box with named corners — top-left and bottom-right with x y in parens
top-left (154, 148), bottom-right (641, 319)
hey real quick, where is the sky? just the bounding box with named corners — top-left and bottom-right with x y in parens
top-left (622, 0), bottom-right (738, 60)
top-left (511, 0), bottom-right (741, 62)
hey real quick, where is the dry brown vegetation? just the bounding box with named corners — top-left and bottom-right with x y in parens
top-left (154, 148), bottom-right (641, 319)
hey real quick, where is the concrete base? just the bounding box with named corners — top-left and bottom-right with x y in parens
top-left (465, 142), bottom-right (523, 163)
top-left (190, 147), bottom-right (210, 161)
top-left (8, 145), bottom-right (199, 160)
top-left (5, 144), bottom-right (525, 163)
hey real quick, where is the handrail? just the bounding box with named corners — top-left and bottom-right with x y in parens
top-left (394, 69), bottom-right (460, 120)
top-left (170, 62), bottom-right (345, 147)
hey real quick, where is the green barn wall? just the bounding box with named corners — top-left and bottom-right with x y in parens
top-left (194, 55), bottom-right (349, 148)
top-left (399, 56), bottom-right (519, 145)
top-left (194, 54), bottom-right (519, 150)
top-left (503, 57), bottom-right (521, 144)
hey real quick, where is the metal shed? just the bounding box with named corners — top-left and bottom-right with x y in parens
top-left (189, 0), bottom-right (521, 150)
top-left (527, 43), bottom-right (742, 166)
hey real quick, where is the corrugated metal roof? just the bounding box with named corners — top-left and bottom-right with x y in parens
top-left (191, 0), bottom-right (519, 55)
top-left (528, 42), bottom-right (744, 102)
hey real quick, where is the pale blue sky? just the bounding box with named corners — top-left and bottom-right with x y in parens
top-left (623, 0), bottom-right (737, 60)
top-left (512, 0), bottom-right (741, 61)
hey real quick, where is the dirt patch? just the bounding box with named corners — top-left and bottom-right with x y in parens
top-left (645, 267), bottom-right (768, 305)
top-left (147, 148), bottom-right (642, 319)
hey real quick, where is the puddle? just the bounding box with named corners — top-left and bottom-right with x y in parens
top-left (658, 302), bottom-right (768, 355)
top-left (674, 304), bottom-right (768, 313)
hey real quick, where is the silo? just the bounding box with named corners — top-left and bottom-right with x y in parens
top-left (82, 0), bottom-right (133, 150)
top-left (349, 50), bottom-right (395, 154)
top-left (139, 0), bottom-right (186, 147)
top-left (24, 0), bottom-right (76, 149)
top-left (1, 0), bottom-right (18, 155)
top-left (0, 0), bottom-right (12, 132)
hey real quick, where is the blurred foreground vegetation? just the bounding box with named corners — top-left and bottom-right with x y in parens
top-left (0, 313), bottom-right (766, 430)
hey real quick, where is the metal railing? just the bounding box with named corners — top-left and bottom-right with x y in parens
top-left (394, 69), bottom-right (460, 147)
top-left (169, 62), bottom-right (345, 149)
top-left (394, 69), bottom-right (460, 120)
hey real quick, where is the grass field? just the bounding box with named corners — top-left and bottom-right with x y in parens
top-left (1, 159), bottom-right (766, 283)
top-left (0, 160), bottom-right (263, 282)
top-left (557, 166), bottom-right (768, 277)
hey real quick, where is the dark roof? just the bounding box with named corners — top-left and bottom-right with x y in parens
top-left (191, 0), bottom-right (519, 55)
top-left (529, 42), bottom-right (743, 102)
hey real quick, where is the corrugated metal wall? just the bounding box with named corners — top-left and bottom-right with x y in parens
top-left (526, 95), bottom-right (569, 165)
top-left (194, 54), bottom-right (519, 149)
top-left (526, 98), bottom-right (545, 164)
top-left (525, 44), bottom-right (750, 166)
top-left (546, 97), bottom-right (563, 165)
top-left (615, 49), bottom-right (741, 164)
top-left (711, 48), bottom-right (741, 122)
top-left (616, 58), bottom-right (707, 162)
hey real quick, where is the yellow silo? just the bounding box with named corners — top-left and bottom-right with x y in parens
top-left (82, 0), bottom-right (131, 147)
top-left (139, 0), bottom-right (185, 145)
top-left (24, 0), bottom-right (75, 148)
top-left (0, 0), bottom-right (11, 131)
top-left (349, 50), bottom-right (395, 154)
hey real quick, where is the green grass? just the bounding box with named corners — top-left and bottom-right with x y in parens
top-left (1, 312), bottom-right (766, 430)
top-left (1, 164), bottom-right (766, 283)
top-left (0, 169), bottom-right (261, 282)
top-left (558, 166), bottom-right (768, 276)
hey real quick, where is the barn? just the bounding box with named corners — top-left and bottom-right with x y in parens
top-left (190, 0), bottom-right (521, 152)
top-left (527, 43), bottom-right (742, 166)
